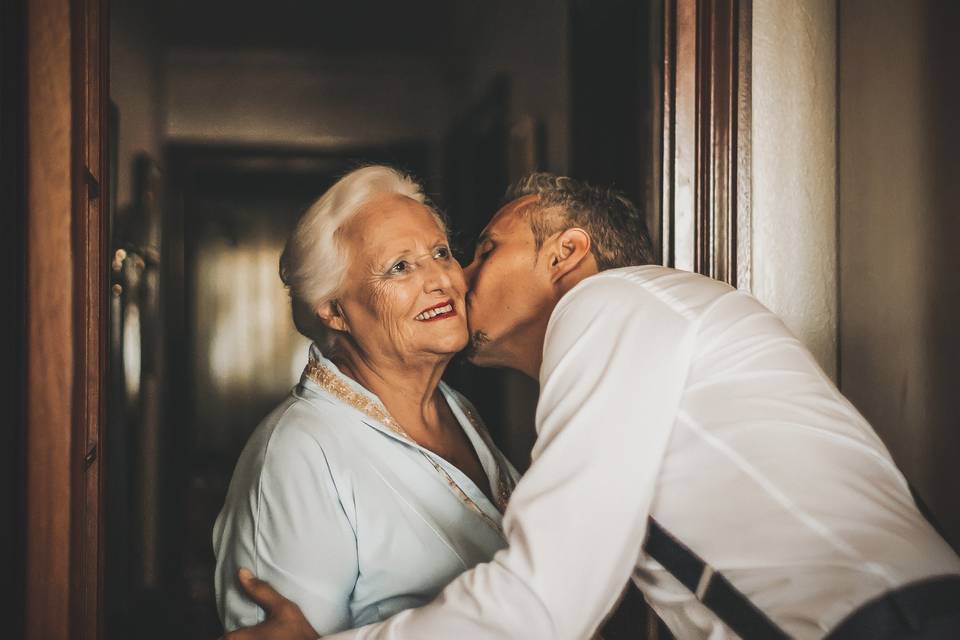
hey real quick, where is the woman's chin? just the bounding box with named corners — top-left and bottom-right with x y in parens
top-left (418, 331), bottom-right (469, 358)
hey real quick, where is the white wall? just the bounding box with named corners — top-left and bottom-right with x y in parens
top-left (751, 1), bottom-right (837, 379)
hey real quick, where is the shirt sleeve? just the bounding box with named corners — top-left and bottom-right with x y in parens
top-left (217, 422), bottom-right (359, 634)
top-left (328, 274), bottom-right (697, 640)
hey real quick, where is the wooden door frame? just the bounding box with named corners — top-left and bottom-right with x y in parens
top-left (662, 0), bottom-right (752, 288)
top-left (23, 0), bottom-right (107, 637)
top-left (71, 0), bottom-right (109, 635)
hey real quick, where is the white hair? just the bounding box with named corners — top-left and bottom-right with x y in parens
top-left (280, 165), bottom-right (439, 342)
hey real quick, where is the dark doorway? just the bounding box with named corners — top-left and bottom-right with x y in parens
top-left (570, 0), bottom-right (663, 260)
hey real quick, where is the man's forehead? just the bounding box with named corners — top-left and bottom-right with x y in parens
top-left (482, 194), bottom-right (539, 238)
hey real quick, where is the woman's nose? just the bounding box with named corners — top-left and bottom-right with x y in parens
top-left (422, 258), bottom-right (454, 292)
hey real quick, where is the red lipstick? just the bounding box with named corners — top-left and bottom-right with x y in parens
top-left (415, 300), bottom-right (456, 322)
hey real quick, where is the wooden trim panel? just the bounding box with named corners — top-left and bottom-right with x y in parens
top-left (662, 0), bottom-right (752, 287)
top-left (25, 0), bottom-right (75, 635)
top-left (71, 0), bottom-right (108, 636)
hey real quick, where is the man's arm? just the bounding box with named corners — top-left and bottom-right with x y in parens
top-left (222, 569), bottom-right (320, 640)
top-left (228, 276), bottom-right (698, 640)
top-left (329, 276), bottom-right (697, 639)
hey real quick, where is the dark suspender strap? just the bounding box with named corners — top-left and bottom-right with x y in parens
top-left (908, 482), bottom-right (959, 555)
top-left (825, 574), bottom-right (960, 639)
top-left (642, 517), bottom-right (789, 639)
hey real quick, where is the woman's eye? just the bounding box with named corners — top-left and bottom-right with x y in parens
top-left (389, 260), bottom-right (409, 274)
top-left (434, 246), bottom-right (451, 260)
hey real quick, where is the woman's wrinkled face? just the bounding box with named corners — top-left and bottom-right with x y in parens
top-left (332, 193), bottom-right (468, 364)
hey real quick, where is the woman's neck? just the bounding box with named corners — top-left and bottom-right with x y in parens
top-left (332, 344), bottom-right (451, 431)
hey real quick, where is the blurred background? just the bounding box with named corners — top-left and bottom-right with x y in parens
top-left (107, 1), bottom-right (662, 637)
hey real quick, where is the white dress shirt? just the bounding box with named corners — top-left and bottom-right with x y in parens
top-left (213, 347), bottom-right (518, 634)
top-left (328, 265), bottom-right (960, 640)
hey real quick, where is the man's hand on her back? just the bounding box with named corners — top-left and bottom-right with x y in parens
top-left (221, 568), bottom-right (321, 640)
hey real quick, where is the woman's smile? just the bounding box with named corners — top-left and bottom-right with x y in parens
top-left (415, 300), bottom-right (456, 322)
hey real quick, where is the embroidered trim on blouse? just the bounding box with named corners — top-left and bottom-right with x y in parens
top-left (304, 357), bottom-right (513, 532)
top-left (455, 401), bottom-right (514, 513)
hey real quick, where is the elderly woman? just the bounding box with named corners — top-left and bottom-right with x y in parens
top-left (212, 166), bottom-right (518, 634)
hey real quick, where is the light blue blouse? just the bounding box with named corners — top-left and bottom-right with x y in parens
top-left (212, 345), bottom-right (519, 634)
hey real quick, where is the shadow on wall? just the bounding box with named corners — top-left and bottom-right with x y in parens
top-left (838, 0), bottom-right (960, 550)
top-left (921, 0), bottom-right (960, 547)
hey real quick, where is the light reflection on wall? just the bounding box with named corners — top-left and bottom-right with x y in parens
top-left (193, 222), bottom-right (310, 453)
top-left (122, 302), bottom-right (142, 401)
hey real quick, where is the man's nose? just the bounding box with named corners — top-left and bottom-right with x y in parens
top-left (462, 259), bottom-right (477, 287)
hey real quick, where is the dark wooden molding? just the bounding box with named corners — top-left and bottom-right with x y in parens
top-left (662, 0), bottom-right (751, 288)
top-left (71, 0), bottom-right (109, 636)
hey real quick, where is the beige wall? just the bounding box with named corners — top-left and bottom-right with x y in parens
top-left (839, 0), bottom-right (960, 545)
top-left (751, 0), bottom-right (837, 379)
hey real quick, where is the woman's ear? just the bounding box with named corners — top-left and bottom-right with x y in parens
top-left (547, 227), bottom-right (592, 283)
top-left (317, 300), bottom-right (349, 334)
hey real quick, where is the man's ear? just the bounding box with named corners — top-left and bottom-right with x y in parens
top-left (317, 300), bottom-right (349, 334)
top-left (547, 227), bottom-right (592, 283)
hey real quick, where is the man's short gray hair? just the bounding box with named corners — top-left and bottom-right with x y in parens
top-left (505, 173), bottom-right (655, 270)
top-left (280, 165), bottom-right (441, 343)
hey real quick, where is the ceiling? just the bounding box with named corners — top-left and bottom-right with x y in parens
top-left (158, 0), bottom-right (462, 56)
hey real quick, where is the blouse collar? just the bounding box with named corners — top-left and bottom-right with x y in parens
top-left (299, 344), bottom-right (513, 528)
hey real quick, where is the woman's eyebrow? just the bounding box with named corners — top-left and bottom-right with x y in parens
top-left (370, 249), bottom-right (410, 270)
top-left (375, 241), bottom-right (447, 269)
